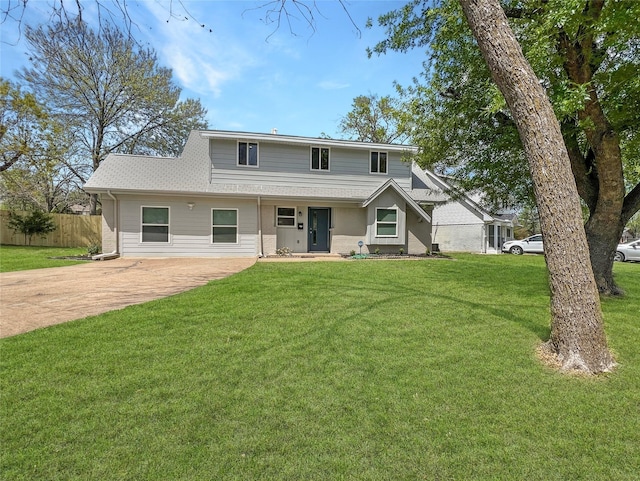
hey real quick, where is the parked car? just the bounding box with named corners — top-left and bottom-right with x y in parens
top-left (614, 240), bottom-right (640, 262)
top-left (502, 234), bottom-right (544, 255)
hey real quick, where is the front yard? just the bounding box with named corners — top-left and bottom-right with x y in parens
top-left (1, 255), bottom-right (638, 480)
top-left (0, 245), bottom-right (90, 272)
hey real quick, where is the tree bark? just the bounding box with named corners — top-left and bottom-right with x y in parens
top-left (459, 0), bottom-right (615, 373)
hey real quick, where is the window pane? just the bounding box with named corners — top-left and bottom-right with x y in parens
top-left (213, 209), bottom-right (237, 226)
top-left (248, 143), bottom-right (258, 165)
top-left (377, 209), bottom-right (396, 222)
top-left (311, 148), bottom-right (319, 170)
top-left (142, 225), bottom-right (169, 242)
top-left (379, 153), bottom-right (387, 173)
top-left (377, 223), bottom-right (396, 236)
top-left (213, 227), bottom-right (237, 243)
top-left (370, 152), bottom-right (378, 173)
top-left (277, 218), bottom-right (295, 226)
top-left (142, 207), bottom-right (168, 224)
top-left (238, 142), bottom-right (247, 165)
top-left (277, 207), bottom-right (295, 217)
top-left (320, 148), bottom-right (329, 170)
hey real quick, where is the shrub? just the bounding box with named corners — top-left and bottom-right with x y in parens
top-left (7, 210), bottom-right (56, 245)
top-left (87, 244), bottom-right (101, 256)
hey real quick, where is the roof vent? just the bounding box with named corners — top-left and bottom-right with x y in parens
top-left (271, 128), bottom-right (278, 135)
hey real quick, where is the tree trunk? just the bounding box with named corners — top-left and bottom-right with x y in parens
top-left (459, 0), bottom-right (615, 373)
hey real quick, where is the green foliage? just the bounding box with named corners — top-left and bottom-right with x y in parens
top-left (371, 0), bottom-right (640, 214)
top-left (338, 94), bottom-right (409, 143)
top-left (1, 258), bottom-right (638, 479)
top-left (0, 78), bottom-right (47, 172)
top-left (87, 244), bottom-right (101, 256)
top-left (7, 210), bottom-right (56, 245)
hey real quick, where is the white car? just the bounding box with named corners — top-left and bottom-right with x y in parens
top-left (614, 240), bottom-right (640, 262)
top-left (502, 234), bottom-right (544, 255)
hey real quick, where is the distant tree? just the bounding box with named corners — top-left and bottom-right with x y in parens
top-left (0, 78), bottom-right (47, 172)
top-left (338, 94), bottom-right (409, 144)
top-left (19, 19), bottom-right (207, 213)
top-left (0, 77), bottom-right (78, 213)
top-left (7, 210), bottom-right (56, 245)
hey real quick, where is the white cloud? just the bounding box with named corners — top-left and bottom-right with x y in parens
top-left (139, 2), bottom-right (258, 99)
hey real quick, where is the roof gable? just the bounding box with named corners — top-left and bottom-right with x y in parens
top-left (364, 179), bottom-right (432, 223)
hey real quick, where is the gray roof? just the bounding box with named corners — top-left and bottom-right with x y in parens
top-left (84, 130), bottom-right (441, 205)
top-left (84, 153), bottom-right (209, 194)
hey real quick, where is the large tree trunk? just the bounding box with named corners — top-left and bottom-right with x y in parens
top-left (459, 0), bottom-right (615, 373)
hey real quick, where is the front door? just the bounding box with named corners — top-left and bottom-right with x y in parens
top-left (308, 208), bottom-right (330, 252)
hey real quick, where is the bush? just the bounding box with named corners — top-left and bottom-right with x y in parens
top-left (87, 244), bottom-right (101, 256)
top-left (7, 210), bottom-right (56, 245)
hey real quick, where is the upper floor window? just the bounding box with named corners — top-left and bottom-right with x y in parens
top-left (375, 208), bottom-right (397, 237)
top-left (238, 141), bottom-right (258, 167)
top-left (311, 147), bottom-right (330, 171)
top-left (141, 206), bottom-right (169, 243)
top-left (370, 151), bottom-right (388, 174)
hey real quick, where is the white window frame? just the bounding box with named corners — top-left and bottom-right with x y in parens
top-left (370, 151), bottom-right (388, 174)
top-left (211, 208), bottom-right (239, 244)
top-left (140, 206), bottom-right (170, 243)
top-left (237, 141), bottom-right (259, 167)
top-left (276, 207), bottom-right (297, 228)
top-left (375, 207), bottom-right (398, 237)
top-left (310, 146), bottom-right (330, 171)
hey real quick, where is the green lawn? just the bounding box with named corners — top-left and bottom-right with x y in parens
top-left (0, 245), bottom-right (90, 272)
top-left (1, 255), bottom-right (638, 480)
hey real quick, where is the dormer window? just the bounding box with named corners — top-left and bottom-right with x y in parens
top-left (238, 141), bottom-right (259, 167)
top-left (370, 151), bottom-right (388, 174)
top-left (311, 147), bottom-right (330, 171)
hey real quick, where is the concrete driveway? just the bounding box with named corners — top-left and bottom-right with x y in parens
top-left (0, 257), bottom-right (256, 338)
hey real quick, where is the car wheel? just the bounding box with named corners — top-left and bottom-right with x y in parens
top-left (613, 251), bottom-right (625, 262)
top-left (510, 246), bottom-right (524, 255)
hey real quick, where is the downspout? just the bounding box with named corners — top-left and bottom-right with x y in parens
top-left (257, 196), bottom-right (264, 257)
top-left (92, 190), bottom-right (120, 260)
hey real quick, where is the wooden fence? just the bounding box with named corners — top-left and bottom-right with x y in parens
top-left (0, 210), bottom-right (102, 248)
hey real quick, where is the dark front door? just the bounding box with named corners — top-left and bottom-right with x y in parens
top-left (308, 208), bottom-right (330, 252)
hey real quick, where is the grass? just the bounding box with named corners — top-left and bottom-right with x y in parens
top-left (1, 254), bottom-right (638, 480)
top-left (0, 245), bottom-right (90, 272)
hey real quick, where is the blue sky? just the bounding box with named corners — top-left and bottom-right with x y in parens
top-left (1, 1), bottom-right (426, 138)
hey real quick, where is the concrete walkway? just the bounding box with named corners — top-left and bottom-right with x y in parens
top-left (0, 257), bottom-right (256, 338)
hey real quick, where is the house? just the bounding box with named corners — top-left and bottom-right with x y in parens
top-left (414, 169), bottom-right (516, 254)
top-left (84, 130), bottom-right (443, 258)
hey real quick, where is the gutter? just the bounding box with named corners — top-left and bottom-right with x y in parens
top-left (92, 190), bottom-right (120, 261)
top-left (257, 196), bottom-right (264, 257)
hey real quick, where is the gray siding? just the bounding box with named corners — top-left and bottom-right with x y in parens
top-left (118, 195), bottom-right (258, 257)
top-left (210, 139), bottom-right (412, 190)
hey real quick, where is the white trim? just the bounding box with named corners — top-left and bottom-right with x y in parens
top-left (237, 140), bottom-right (259, 168)
top-left (375, 207), bottom-right (398, 237)
top-left (140, 205), bottom-right (170, 244)
top-left (310, 146), bottom-right (330, 172)
top-left (369, 150), bottom-right (388, 175)
top-left (211, 208), bottom-right (239, 244)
